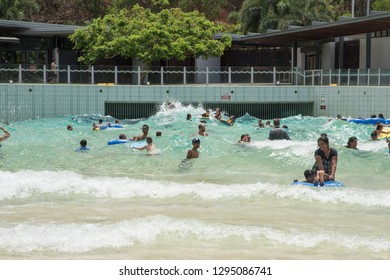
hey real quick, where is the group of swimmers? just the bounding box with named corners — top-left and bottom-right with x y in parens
top-left (198, 108), bottom-right (236, 125)
top-left (2, 110), bottom-right (389, 176)
top-left (85, 123), bottom-right (158, 155)
top-left (370, 122), bottom-right (390, 141)
top-left (367, 116), bottom-right (390, 153)
top-left (304, 114), bottom-right (390, 185)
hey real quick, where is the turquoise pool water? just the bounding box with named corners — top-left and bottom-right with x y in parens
top-left (0, 101), bottom-right (389, 259)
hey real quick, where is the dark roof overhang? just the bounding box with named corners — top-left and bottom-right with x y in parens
top-left (216, 11), bottom-right (390, 48)
top-left (0, 19), bottom-right (79, 38)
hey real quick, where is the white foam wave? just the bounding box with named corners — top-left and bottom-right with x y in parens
top-left (0, 215), bottom-right (388, 253)
top-left (2, 170), bottom-right (390, 208)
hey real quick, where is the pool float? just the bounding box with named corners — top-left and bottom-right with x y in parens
top-left (377, 128), bottom-right (390, 140)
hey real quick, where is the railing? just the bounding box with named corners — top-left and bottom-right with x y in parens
top-left (1, 64), bottom-right (390, 86)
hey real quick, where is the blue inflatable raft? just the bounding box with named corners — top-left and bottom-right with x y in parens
top-left (100, 124), bottom-right (123, 130)
top-left (291, 181), bottom-right (345, 188)
top-left (348, 118), bottom-right (390, 125)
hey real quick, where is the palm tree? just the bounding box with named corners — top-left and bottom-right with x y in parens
top-left (239, 0), bottom-right (336, 34)
top-left (239, 0), bottom-right (281, 33)
top-left (272, 0), bottom-right (335, 30)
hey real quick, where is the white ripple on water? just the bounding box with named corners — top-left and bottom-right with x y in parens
top-left (1, 170), bottom-right (390, 208)
top-left (0, 215), bottom-right (389, 253)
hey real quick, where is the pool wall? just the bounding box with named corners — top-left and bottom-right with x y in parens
top-left (1, 84), bottom-right (389, 121)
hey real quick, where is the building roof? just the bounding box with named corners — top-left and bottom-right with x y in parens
top-left (216, 11), bottom-right (390, 48)
top-left (2, 12), bottom-right (390, 46)
top-left (0, 19), bottom-right (79, 37)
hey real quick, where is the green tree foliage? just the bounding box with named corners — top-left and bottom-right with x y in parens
top-left (112, 0), bottom-right (170, 12)
top-left (266, 0), bottom-right (335, 31)
top-left (373, 0), bottom-right (390, 11)
top-left (29, 0), bottom-right (111, 24)
top-left (0, 0), bottom-right (38, 20)
top-left (170, 0), bottom-right (228, 21)
top-left (239, 0), bottom-right (273, 34)
top-left (70, 5), bottom-right (232, 69)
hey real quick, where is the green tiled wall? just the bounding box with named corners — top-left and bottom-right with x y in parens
top-left (1, 84), bottom-right (389, 121)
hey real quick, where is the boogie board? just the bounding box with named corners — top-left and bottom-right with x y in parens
top-left (107, 139), bottom-right (132, 145)
top-left (129, 141), bottom-right (147, 149)
top-left (291, 181), bottom-right (345, 188)
top-left (219, 116), bottom-right (233, 126)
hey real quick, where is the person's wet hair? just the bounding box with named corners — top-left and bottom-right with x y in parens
top-left (318, 136), bottom-right (329, 146)
top-left (192, 138), bottom-right (200, 144)
top-left (376, 123), bottom-right (383, 130)
top-left (80, 139), bottom-right (87, 147)
top-left (304, 169), bottom-right (313, 179)
top-left (346, 136), bottom-right (357, 148)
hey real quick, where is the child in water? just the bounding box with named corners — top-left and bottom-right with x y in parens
top-left (134, 136), bottom-right (156, 155)
top-left (187, 138), bottom-right (200, 159)
top-left (75, 139), bottom-right (90, 152)
top-left (303, 169), bottom-right (325, 186)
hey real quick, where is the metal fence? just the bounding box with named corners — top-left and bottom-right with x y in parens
top-left (1, 64), bottom-right (390, 86)
top-left (105, 102), bottom-right (314, 120)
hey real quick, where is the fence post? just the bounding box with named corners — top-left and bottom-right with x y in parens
top-left (338, 69), bottom-right (341, 85)
top-left (367, 68), bottom-right (370, 86)
top-left (347, 69), bottom-right (350, 86)
top-left (138, 66), bottom-right (141, 85)
top-left (251, 67), bottom-right (254, 84)
top-left (303, 70), bottom-right (306, 86)
top-left (67, 65), bottom-right (71, 84)
top-left (329, 69), bottom-right (332, 85)
top-left (91, 65), bottom-right (94, 85)
top-left (273, 67), bottom-right (276, 85)
top-left (19, 64), bottom-right (22, 83)
top-left (321, 69), bottom-right (323, 85)
top-left (206, 67), bottom-right (209, 85)
top-left (228, 67), bottom-right (231, 84)
top-left (378, 68), bottom-right (381, 86)
top-left (43, 65), bottom-right (47, 83)
top-left (312, 70), bottom-right (314, 86)
top-left (357, 69), bottom-right (360, 86)
top-left (183, 67), bottom-right (186, 85)
top-left (161, 66), bottom-right (164, 85)
top-left (114, 66), bottom-right (118, 85)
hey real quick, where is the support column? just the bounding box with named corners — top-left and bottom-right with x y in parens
top-left (366, 33), bottom-right (371, 69)
top-left (338, 37), bottom-right (344, 69)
